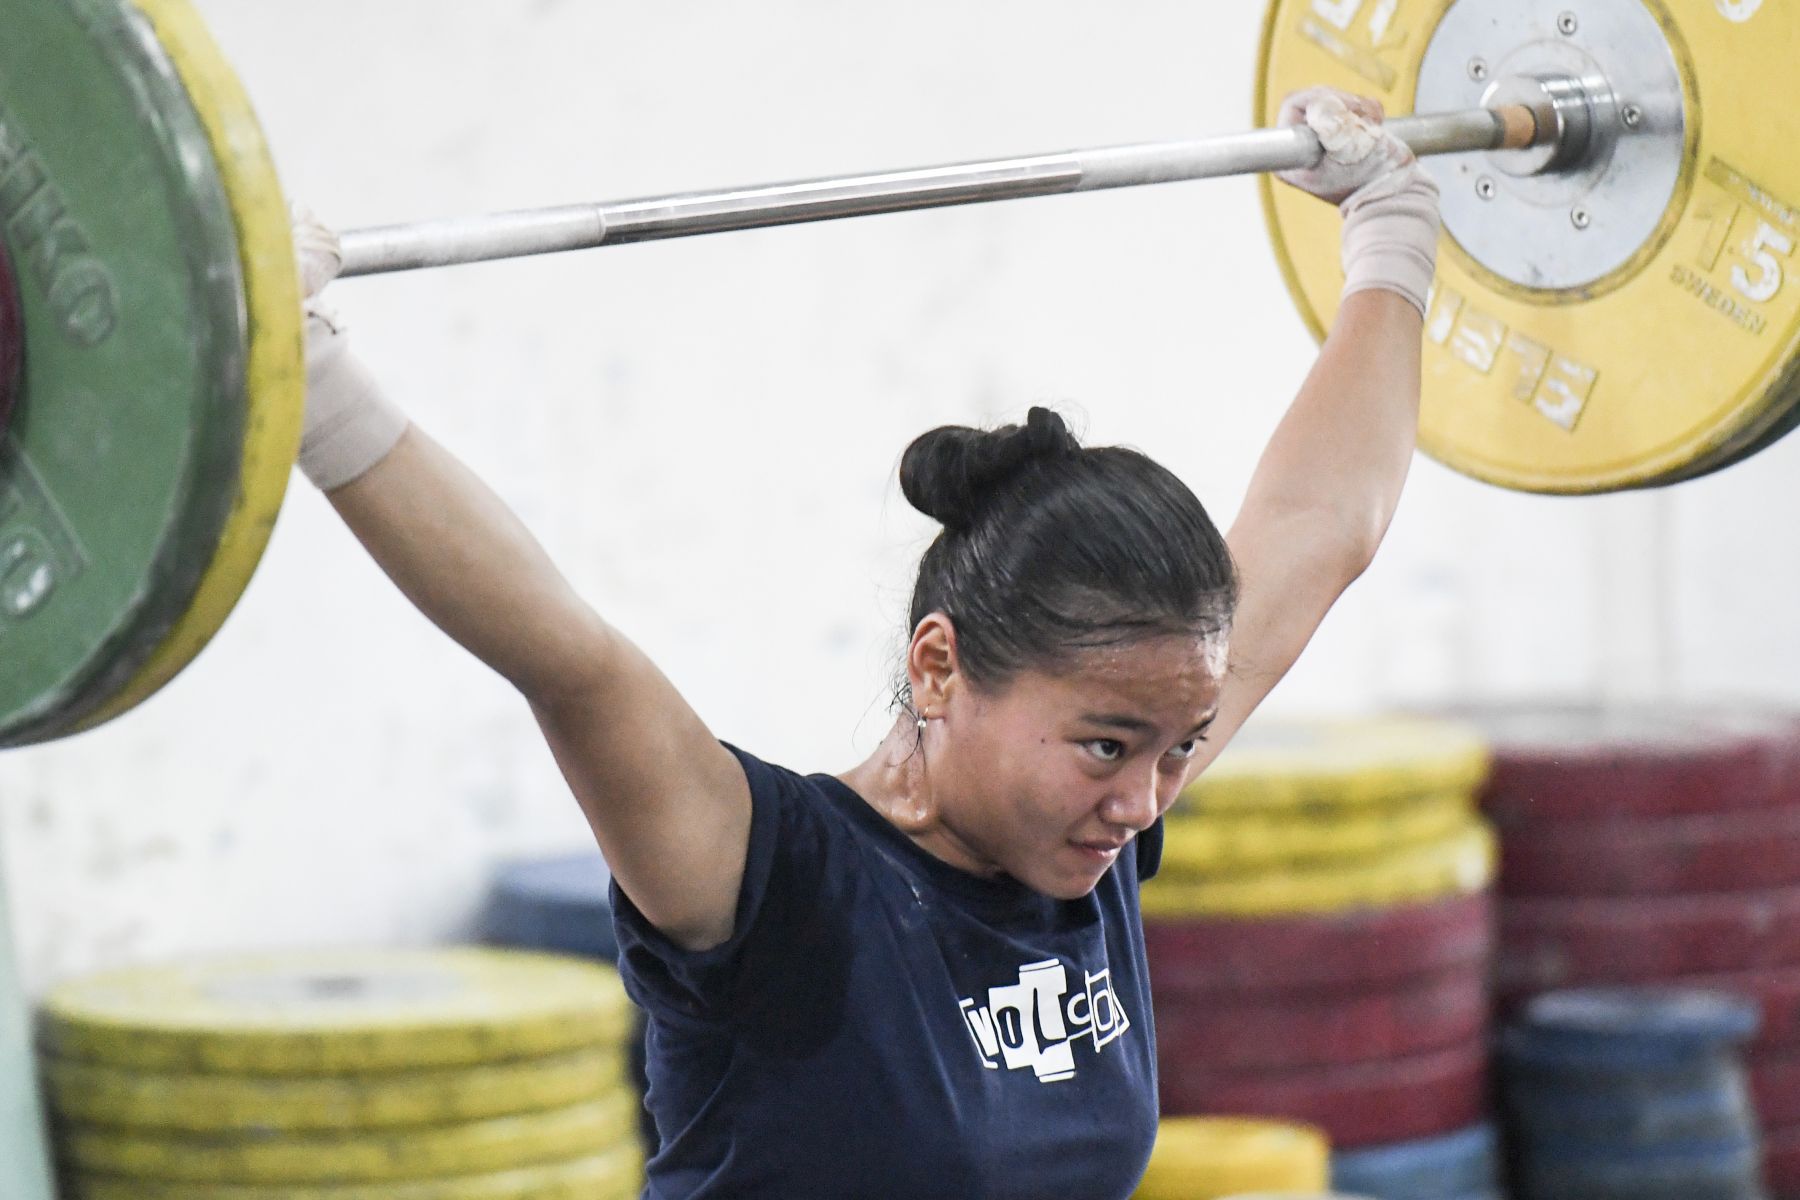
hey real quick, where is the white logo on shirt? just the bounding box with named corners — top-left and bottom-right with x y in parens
top-left (958, 958), bottom-right (1131, 1082)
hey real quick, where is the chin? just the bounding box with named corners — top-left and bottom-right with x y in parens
top-left (1024, 864), bottom-right (1109, 901)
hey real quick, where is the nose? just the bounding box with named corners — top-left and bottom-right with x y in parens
top-left (1101, 760), bottom-right (1164, 832)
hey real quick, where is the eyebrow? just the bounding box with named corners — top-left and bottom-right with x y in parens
top-left (1080, 712), bottom-right (1219, 736)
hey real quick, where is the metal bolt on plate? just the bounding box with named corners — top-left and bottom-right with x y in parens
top-left (1558, 11), bottom-right (1579, 34)
top-left (1468, 58), bottom-right (1490, 81)
top-left (1476, 176), bottom-right (1497, 200)
top-left (1571, 206), bottom-right (1592, 229)
top-left (1622, 104), bottom-right (1643, 128)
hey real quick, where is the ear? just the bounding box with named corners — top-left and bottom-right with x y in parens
top-left (907, 613), bottom-right (962, 718)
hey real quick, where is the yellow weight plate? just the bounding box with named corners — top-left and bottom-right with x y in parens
top-left (44, 1046), bottom-right (628, 1133)
top-left (1159, 791), bottom-right (1474, 876)
top-left (1134, 1117), bottom-right (1330, 1200)
top-left (1140, 819), bottom-right (1495, 919)
top-left (63, 1145), bottom-right (644, 1200)
top-left (1174, 717), bottom-right (1488, 815)
top-left (61, 1091), bottom-right (638, 1185)
top-left (41, 949), bottom-right (632, 1074)
top-left (70, 0), bottom-right (303, 732)
top-left (1258, 0), bottom-right (1800, 492)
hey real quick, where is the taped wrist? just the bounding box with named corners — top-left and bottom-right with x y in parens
top-left (1338, 162), bottom-right (1442, 318)
top-left (299, 314), bottom-right (409, 491)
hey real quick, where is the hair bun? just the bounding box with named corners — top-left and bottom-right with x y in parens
top-left (900, 406), bottom-right (1081, 532)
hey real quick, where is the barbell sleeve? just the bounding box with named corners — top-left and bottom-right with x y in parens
top-left (336, 104), bottom-right (1540, 278)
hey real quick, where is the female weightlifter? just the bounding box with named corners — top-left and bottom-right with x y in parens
top-left (294, 86), bottom-right (1438, 1198)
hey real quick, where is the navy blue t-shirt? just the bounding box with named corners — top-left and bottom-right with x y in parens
top-left (612, 745), bottom-right (1163, 1199)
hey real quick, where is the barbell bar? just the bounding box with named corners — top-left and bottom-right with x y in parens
top-left (337, 107), bottom-right (1543, 277)
top-left (5, 0), bottom-right (1799, 748)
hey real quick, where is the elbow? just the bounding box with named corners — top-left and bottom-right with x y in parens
top-left (1302, 503), bottom-right (1387, 590)
top-left (1341, 506), bottom-right (1390, 580)
top-left (508, 615), bottom-right (627, 711)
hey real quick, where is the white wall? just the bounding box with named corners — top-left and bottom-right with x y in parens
top-left (6, 0), bottom-right (1800, 997)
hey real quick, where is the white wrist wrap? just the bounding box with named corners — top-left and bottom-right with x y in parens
top-left (300, 314), bottom-right (410, 491)
top-left (1338, 162), bottom-right (1442, 318)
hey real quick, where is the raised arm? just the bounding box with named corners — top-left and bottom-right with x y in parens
top-left (1197, 89), bottom-right (1441, 756)
top-left (297, 225), bottom-right (748, 952)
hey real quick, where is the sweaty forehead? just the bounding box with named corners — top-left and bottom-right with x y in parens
top-left (1044, 635), bottom-right (1226, 710)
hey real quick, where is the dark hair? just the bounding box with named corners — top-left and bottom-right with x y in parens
top-left (898, 406), bottom-right (1237, 697)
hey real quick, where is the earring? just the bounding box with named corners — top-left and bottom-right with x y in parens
top-left (916, 714), bottom-right (928, 731)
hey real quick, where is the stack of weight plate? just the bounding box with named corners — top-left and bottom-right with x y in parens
top-left (1134, 1116), bottom-right (1330, 1198)
top-left (38, 948), bottom-right (643, 1200)
top-left (1141, 717), bottom-right (1499, 1159)
top-left (480, 853), bottom-right (651, 1147)
top-left (1469, 705), bottom-right (1800, 1197)
top-left (482, 855), bottom-right (621, 964)
top-left (1499, 987), bottom-right (1766, 1200)
top-left (1330, 1125), bottom-right (1505, 1200)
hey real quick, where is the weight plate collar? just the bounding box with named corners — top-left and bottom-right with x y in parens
top-left (1415, 0), bottom-right (1688, 293)
top-left (1258, 0), bottom-right (1800, 491)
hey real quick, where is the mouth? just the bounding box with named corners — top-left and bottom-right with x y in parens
top-left (1071, 838), bottom-right (1128, 864)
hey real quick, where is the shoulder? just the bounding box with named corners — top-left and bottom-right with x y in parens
top-left (611, 744), bottom-right (863, 1014)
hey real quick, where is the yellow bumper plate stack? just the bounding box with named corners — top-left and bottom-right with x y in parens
top-left (61, 1146), bottom-right (645, 1200)
top-left (43, 949), bottom-right (644, 1198)
top-left (1147, 715), bottom-right (1495, 919)
top-left (1143, 818), bottom-right (1495, 919)
top-left (1134, 1117), bottom-right (1331, 1199)
top-left (40, 948), bottom-right (632, 1073)
top-left (45, 1044), bottom-right (628, 1133)
top-left (1171, 716), bottom-right (1490, 816)
top-left (62, 1092), bottom-right (637, 1185)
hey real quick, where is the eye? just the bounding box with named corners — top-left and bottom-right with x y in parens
top-left (1086, 739), bottom-right (1127, 762)
top-left (1167, 739), bottom-right (1201, 760)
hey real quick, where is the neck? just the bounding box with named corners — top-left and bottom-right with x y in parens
top-left (839, 717), bottom-right (1001, 877)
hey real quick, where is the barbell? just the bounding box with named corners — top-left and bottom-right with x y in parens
top-left (0, 0), bottom-right (1790, 746)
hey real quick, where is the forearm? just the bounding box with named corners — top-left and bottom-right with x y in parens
top-left (326, 426), bottom-right (615, 700)
top-left (1239, 289), bottom-right (1421, 569)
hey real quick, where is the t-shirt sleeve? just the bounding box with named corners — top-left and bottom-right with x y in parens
top-left (610, 744), bottom-right (849, 1025)
top-left (1136, 816), bottom-right (1165, 883)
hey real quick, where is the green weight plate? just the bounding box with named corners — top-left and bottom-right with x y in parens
top-left (41, 948), bottom-right (634, 1075)
top-left (68, 0), bottom-right (304, 737)
top-left (63, 1146), bottom-right (645, 1200)
top-left (0, 0), bottom-right (250, 744)
top-left (0, 233), bottom-right (20, 438)
top-left (61, 1092), bottom-right (640, 1184)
